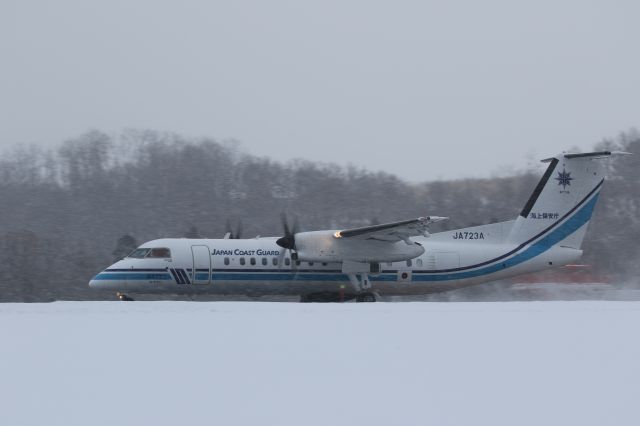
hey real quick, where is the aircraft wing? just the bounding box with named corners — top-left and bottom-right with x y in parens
top-left (335, 216), bottom-right (448, 243)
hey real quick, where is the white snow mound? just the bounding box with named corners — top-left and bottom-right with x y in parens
top-left (1, 301), bottom-right (639, 426)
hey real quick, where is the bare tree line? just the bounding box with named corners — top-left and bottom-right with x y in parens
top-left (0, 129), bottom-right (637, 301)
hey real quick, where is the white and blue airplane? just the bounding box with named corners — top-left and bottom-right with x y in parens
top-left (89, 151), bottom-right (627, 302)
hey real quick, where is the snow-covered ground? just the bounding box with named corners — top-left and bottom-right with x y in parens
top-left (2, 301), bottom-right (639, 426)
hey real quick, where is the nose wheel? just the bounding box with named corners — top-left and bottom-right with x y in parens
top-left (116, 292), bottom-right (135, 301)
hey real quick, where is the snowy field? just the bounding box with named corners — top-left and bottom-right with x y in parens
top-left (2, 301), bottom-right (640, 426)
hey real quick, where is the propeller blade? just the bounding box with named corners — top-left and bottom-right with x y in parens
top-left (280, 212), bottom-right (291, 237)
top-left (277, 212), bottom-right (297, 249)
top-left (224, 219), bottom-right (244, 239)
top-left (235, 220), bottom-right (243, 239)
top-left (225, 219), bottom-right (233, 238)
top-left (277, 249), bottom-right (286, 269)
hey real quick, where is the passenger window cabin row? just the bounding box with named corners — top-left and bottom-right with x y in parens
top-left (223, 257), bottom-right (316, 267)
top-left (221, 258), bottom-right (425, 267)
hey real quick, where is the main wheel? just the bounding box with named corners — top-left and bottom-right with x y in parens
top-left (356, 293), bottom-right (376, 303)
top-left (300, 292), bottom-right (356, 303)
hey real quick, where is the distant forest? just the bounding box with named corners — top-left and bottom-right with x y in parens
top-left (1, 129), bottom-right (638, 301)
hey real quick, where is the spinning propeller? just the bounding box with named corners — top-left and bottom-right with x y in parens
top-left (276, 213), bottom-right (300, 268)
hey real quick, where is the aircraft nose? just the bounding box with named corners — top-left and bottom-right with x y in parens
top-left (88, 271), bottom-right (127, 290)
top-left (88, 278), bottom-right (104, 289)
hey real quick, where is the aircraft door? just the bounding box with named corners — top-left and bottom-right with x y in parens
top-left (191, 245), bottom-right (211, 284)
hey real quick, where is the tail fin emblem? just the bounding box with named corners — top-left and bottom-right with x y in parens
top-left (555, 169), bottom-right (573, 189)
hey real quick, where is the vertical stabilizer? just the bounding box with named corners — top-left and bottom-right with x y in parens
top-left (507, 151), bottom-right (620, 248)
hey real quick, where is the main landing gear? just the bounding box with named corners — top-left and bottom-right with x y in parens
top-left (356, 293), bottom-right (377, 303)
top-left (299, 273), bottom-right (379, 303)
top-left (299, 292), bottom-right (377, 303)
top-left (116, 292), bottom-right (135, 301)
top-left (348, 272), bottom-right (377, 302)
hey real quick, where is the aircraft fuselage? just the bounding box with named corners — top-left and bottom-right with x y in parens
top-left (90, 231), bottom-right (582, 297)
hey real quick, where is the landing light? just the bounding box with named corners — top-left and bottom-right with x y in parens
top-left (334, 231), bottom-right (342, 238)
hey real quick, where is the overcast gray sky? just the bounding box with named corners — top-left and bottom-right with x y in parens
top-left (1, 0), bottom-right (638, 181)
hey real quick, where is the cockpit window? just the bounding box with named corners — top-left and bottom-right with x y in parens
top-left (128, 248), bottom-right (151, 258)
top-left (127, 247), bottom-right (171, 259)
top-left (148, 248), bottom-right (171, 258)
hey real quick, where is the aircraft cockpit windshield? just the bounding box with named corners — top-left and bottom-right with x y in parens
top-left (127, 247), bottom-right (172, 259)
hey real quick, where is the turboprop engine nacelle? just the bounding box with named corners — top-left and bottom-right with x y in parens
top-left (294, 230), bottom-right (425, 263)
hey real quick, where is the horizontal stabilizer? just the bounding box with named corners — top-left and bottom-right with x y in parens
top-left (541, 150), bottom-right (632, 163)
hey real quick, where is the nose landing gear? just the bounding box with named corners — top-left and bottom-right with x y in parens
top-left (116, 292), bottom-right (135, 301)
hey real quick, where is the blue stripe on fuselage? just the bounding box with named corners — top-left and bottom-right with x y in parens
top-left (93, 191), bottom-right (598, 285)
top-left (413, 191), bottom-right (599, 282)
top-left (209, 191), bottom-right (598, 283)
top-left (93, 273), bottom-right (173, 281)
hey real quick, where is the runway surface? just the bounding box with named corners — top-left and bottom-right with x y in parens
top-left (1, 301), bottom-right (639, 426)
